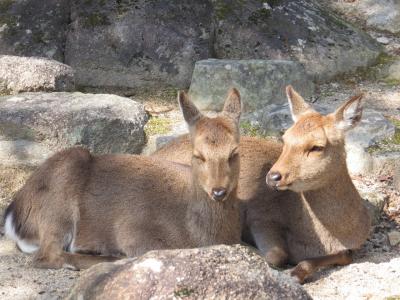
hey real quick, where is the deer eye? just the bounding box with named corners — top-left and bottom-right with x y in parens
top-left (309, 145), bottom-right (325, 152)
top-left (193, 153), bottom-right (205, 162)
top-left (228, 148), bottom-right (239, 162)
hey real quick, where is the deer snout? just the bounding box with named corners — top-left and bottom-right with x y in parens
top-left (211, 187), bottom-right (227, 202)
top-left (268, 172), bottom-right (282, 182)
top-left (266, 171), bottom-right (284, 189)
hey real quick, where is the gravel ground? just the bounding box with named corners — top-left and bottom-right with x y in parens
top-left (0, 237), bottom-right (79, 300)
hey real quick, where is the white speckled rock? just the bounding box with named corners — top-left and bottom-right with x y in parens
top-left (0, 55), bottom-right (75, 94)
top-left (67, 245), bottom-right (311, 300)
top-left (0, 92), bottom-right (148, 166)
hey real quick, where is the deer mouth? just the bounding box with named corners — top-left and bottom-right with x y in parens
top-left (211, 194), bottom-right (227, 202)
top-left (267, 180), bottom-right (292, 191)
top-left (274, 183), bottom-right (292, 191)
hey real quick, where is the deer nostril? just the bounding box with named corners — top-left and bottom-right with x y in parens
top-left (269, 172), bottom-right (282, 182)
top-left (212, 188), bottom-right (227, 200)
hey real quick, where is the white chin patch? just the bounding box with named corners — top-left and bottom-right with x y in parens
top-left (4, 212), bottom-right (39, 254)
top-left (277, 185), bottom-right (289, 191)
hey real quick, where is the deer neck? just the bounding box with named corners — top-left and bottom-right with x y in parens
top-left (300, 161), bottom-right (368, 237)
top-left (185, 179), bottom-right (240, 247)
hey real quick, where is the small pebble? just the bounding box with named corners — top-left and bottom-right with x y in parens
top-left (376, 37), bottom-right (390, 44)
top-left (387, 230), bottom-right (400, 246)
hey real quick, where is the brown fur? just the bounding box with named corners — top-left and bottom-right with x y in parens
top-left (153, 86), bottom-right (371, 283)
top-left (4, 89), bottom-right (243, 270)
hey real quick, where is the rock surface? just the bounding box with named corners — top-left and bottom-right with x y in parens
top-left (0, 0), bottom-right (69, 61)
top-left (326, 0), bottom-right (400, 35)
top-left (67, 245), bottom-right (311, 300)
top-left (212, 0), bottom-right (381, 82)
top-left (0, 55), bottom-right (75, 94)
top-left (65, 0), bottom-right (212, 90)
top-left (0, 92), bottom-right (148, 166)
top-left (189, 59), bottom-right (314, 111)
top-left (0, 0), bottom-right (378, 90)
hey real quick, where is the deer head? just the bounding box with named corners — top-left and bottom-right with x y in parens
top-left (267, 85), bottom-right (363, 192)
top-left (179, 89), bottom-right (241, 202)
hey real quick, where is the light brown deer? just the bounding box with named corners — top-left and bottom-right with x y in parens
top-left (153, 86), bottom-right (371, 283)
top-left (4, 89), bottom-right (242, 270)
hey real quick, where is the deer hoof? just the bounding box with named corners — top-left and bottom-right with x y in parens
top-left (33, 258), bottom-right (64, 269)
top-left (290, 261), bottom-right (313, 284)
top-left (266, 247), bottom-right (288, 268)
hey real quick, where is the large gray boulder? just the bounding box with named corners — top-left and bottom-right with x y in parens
top-left (246, 103), bottom-right (396, 175)
top-left (67, 245), bottom-right (311, 300)
top-left (189, 59), bottom-right (314, 112)
top-left (0, 55), bottom-right (75, 94)
top-left (65, 0), bottom-right (212, 91)
top-left (0, 92), bottom-right (148, 166)
top-left (0, 0), bottom-right (69, 61)
top-left (212, 0), bottom-right (381, 82)
top-left (0, 0), bottom-right (382, 90)
top-left (326, 0), bottom-right (400, 35)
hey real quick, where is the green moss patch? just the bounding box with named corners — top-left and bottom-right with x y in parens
top-left (382, 78), bottom-right (400, 86)
top-left (0, 0), bottom-right (14, 13)
top-left (174, 288), bottom-right (195, 298)
top-left (334, 52), bottom-right (398, 84)
top-left (367, 117), bottom-right (400, 153)
top-left (82, 12), bottom-right (110, 28)
top-left (144, 116), bottom-right (172, 136)
top-left (248, 8), bottom-right (271, 25)
top-left (376, 52), bottom-right (397, 65)
top-left (214, 2), bottom-right (234, 20)
top-left (240, 121), bottom-right (262, 137)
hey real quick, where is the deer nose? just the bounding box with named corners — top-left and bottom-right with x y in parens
top-left (267, 171), bottom-right (282, 185)
top-left (211, 187), bottom-right (227, 201)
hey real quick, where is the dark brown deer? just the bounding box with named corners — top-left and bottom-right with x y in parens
top-left (153, 86), bottom-right (371, 283)
top-left (4, 89), bottom-right (242, 270)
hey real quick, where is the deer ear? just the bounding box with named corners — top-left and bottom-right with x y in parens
top-left (178, 91), bottom-right (202, 126)
top-left (286, 85), bottom-right (313, 122)
top-left (334, 94), bottom-right (363, 131)
top-left (222, 88), bottom-right (241, 122)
